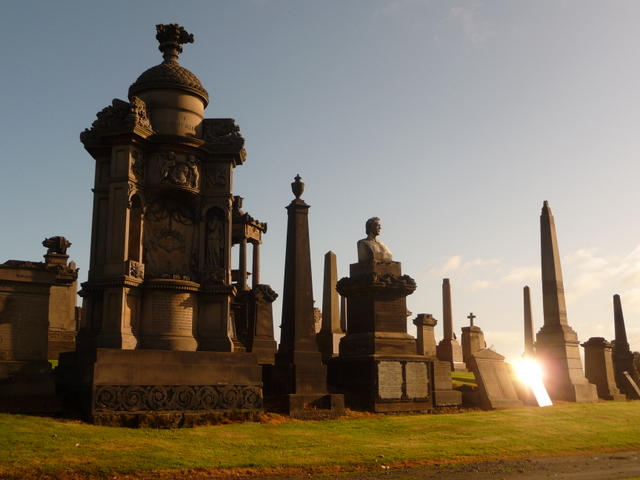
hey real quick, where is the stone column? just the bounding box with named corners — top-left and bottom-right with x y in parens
top-left (316, 251), bottom-right (344, 363)
top-left (238, 238), bottom-right (248, 291)
top-left (612, 294), bottom-right (640, 399)
top-left (582, 337), bottom-right (626, 401)
top-left (436, 278), bottom-right (466, 371)
top-left (536, 201), bottom-right (597, 402)
top-left (413, 313), bottom-right (437, 357)
top-left (523, 286), bottom-right (535, 358)
top-left (252, 242), bottom-right (261, 288)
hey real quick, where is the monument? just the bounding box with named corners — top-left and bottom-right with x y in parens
top-left (0, 237), bottom-right (77, 412)
top-left (523, 286), bottom-right (535, 357)
top-left (316, 251), bottom-right (345, 363)
top-left (436, 279), bottom-right (466, 371)
top-left (535, 201), bottom-right (598, 402)
top-left (468, 349), bottom-right (524, 410)
top-left (461, 312), bottom-right (486, 365)
top-left (265, 176), bottom-right (345, 418)
top-left (56, 25), bottom-right (266, 424)
top-left (582, 337), bottom-right (626, 401)
top-left (611, 294), bottom-right (640, 399)
top-left (330, 217), bottom-right (433, 412)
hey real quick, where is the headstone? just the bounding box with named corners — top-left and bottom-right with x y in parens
top-left (461, 312), bottom-right (486, 364)
top-left (56, 25), bottom-right (264, 425)
top-left (468, 349), bottom-right (524, 410)
top-left (535, 201), bottom-right (598, 402)
top-left (316, 251), bottom-right (345, 363)
top-left (582, 337), bottom-right (626, 401)
top-left (611, 294), bottom-right (640, 399)
top-left (436, 279), bottom-right (466, 371)
top-left (413, 313), bottom-right (437, 357)
top-left (329, 217), bottom-right (436, 412)
top-left (265, 176), bottom-right (344, 418)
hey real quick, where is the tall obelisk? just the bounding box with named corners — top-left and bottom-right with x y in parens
top-left (536, 201), bottom-right (597, 402)
top-left (523, 286), bottom-right (535, 358)
top-left (612, 294), bottom-right (640, 398)
top-left (436, 278), bottom-right (466, 371)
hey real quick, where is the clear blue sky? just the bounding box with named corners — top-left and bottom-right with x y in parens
top-left (2, 1), bottom-right (640, 363)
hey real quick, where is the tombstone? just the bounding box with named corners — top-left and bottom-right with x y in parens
top-left (0, 237), bottom-right (77, 413)
top-left (436, 279), bottom-right (466, 371)
top-left (264, 176), bottom-right (344, 418)
top-left (468, 349), bottom-right (524, 410)
top-left (611, 295), bottom-right (640, 399)
top-left (582, 337), bottom-right (626, 401)
top-left (316, 251), bottom-right (345, 363)
top-left (56, 25), bottom-right (264, 425)
top-left (535, 201), bottom-right (598, 402)
top-left (329, 217), bottom-right (433, 413)
top-left (461, 312), bottom-right (486, 364)
top-left (413, 314), bottom-right (463, 408)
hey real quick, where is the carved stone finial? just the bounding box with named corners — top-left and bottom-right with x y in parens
top-left (156, 24), bottom-right (194, 63)
top-left (542, 200), bottom-right (550, 215)
top-left (292, 174), bottom-right (304, 199)
top-left (43, 236), bottom-right (71, 255)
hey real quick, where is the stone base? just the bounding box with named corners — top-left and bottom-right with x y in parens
top-left (328, 355), bottom-right (433, 413)
top-left (431, 359), bottom-right (463, 408)
top-left (48, 330), bottom-right (76, 360)
top-left (339, 332), bottom-right (418, 357)
top-left (436, 339), bottom-right (467, 372)
top-left (433, 389), bottom-right (462, 407)
top-left (90, 409), bottom-right (263, 428)
top-left (275, 393), bottom-right (345, 419)
top-left (0, 361), bottom-right (62, 413)
top-left (545, 381), bottom-right (599, 403)
top-left (250, 338), bottom-right (278, 365)
top-left (56, 348), bottom-right (263, 422)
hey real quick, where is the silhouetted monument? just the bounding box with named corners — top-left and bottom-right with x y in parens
top-left (582, 337), bottom-right (625, 401)
top-left (316, 251), bottom-right (344, 363)
top-left (523, 286), bottom-right (535, 357)
top-left (611, 294), bottom-right (640, 399)
top-left (0, 237), bottom-right (77, 412)
top-left (461, 312), bottom-right (486, 364)
top-left (436, 279), bottom-right (466, 371)
top-left (535, 201), bottom-right (597, 402)
top-left (331, 217), bottom-right (434, 412)
top-left (266, 176), bottom-right (344, 418)
top-left (57, 25), bottom-right (266, 424)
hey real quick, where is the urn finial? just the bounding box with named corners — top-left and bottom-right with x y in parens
top-left (155, 24), bottom-right (194, 63)
top-left (291, 174), bottom-right (304, 199)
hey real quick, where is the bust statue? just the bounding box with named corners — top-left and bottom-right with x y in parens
top-left (357, 217), bottom-right (393, 262)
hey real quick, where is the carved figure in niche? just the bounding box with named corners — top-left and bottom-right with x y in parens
top-left (42, 236), bottom-right (72, 255)
top-left (158, 152), bottom-right (199, 188)
top-left (357, 217), bottom-right (392, 262)
top-left (206, 213), bottom-right (225, 268)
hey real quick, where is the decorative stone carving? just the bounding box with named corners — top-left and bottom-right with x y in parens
top-left (132, 150), bottom-right (145, 177)
top-left (42, 236), bottom-right (71, 255)
top-left (202, 119), bottom-right (245, 146)
top-left (204, 165), bottom-right (227, 188)
top-left (81, 97), bottom-right (153, 140)
top-left (158, 152), bottom-right (199, 188)
top-left (205, 213), bottom-right (225, 268)
top-left (336, 271), bottom-right (416, 297)
top-left (357, 217), bottom-right (393, 262)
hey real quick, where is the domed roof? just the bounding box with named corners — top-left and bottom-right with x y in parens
top-left (128, 24), bottom-right (209, 107)
top-left (128, 60), bottom-right (209, 106)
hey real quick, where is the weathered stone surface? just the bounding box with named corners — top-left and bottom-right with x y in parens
top-left (612, 294), bottom-right (640, 399)
top-left (436, 279), bottom-right (466, 371)
top-left (582, 337), bottom-right (626, 401)
top-left (468, 349), bottom-right (523, 410)
top-left (316, 251), bottom-right (344, 363)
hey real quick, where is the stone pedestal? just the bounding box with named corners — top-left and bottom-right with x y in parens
top-left (461, 325), bottom-right (486, 364)
top-left (316, 251), bottom-right (344, 363)
top-left (436, 279), bottom-right (466, 371)
top-left (413, 313), bottom-right (438, 357)
top-left (582, 337), bottom-right (626, 401)
top-left (245, 285), bottom-right (278, 365)
top-left (431, 359), bottom-right (463, 407)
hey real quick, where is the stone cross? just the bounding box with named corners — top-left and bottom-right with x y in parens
top-left (467, 312), bottom-right (476, 327)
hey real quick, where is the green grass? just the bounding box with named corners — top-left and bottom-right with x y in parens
top-left (451, 370), bottom-right (476, 387)
top-left (2, 401), bottom-right (640, 478)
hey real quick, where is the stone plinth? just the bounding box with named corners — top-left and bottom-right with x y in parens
top-left (413, 313), bottom-right (438, 357)
top-left (431, 359), bottom-right (463, 407)
top-left (582, 337), bottom-right (626, 401)
top-left (468, 349), bottom-right (523, 410)
top-left (436, 279), bottom-right (466, 371)
top-left (245, 284), bottom-right (278, 365)
top-left (461, 325), bottom-right (486, 365)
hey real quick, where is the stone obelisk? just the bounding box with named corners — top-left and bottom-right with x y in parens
top-left (535, 201), bottom-right (597, 402)
top-left (436, 278), bottom-right (466, 371)
top-left (523, 286), bottom-right (535, 358)
top-left (267, 176), bottom-right (344, 417)
top-left (612, 294), bottom-right (640, 399)
top-left (316, 251), bottom-right (344, 363)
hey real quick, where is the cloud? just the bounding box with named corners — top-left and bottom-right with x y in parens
top-left (449, 4), bottom-right (496, 45)
top-left (374, 0), bottom-right (431, 17)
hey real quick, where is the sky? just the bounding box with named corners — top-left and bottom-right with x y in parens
top-left (2, 1), bottom-right (640, 364)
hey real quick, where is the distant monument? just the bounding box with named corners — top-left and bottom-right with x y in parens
top-left (0, 237), bottom-right (77, 412)
top-left (57, 24), bottom-right (266, 424)
top-left (436, 279), bottom-right (466, 371)
top-left (582, 337), bottom-right (626, 401)
top-left (330, 217), bottom-right (434, 412)
top-left (316, 251), bottom-right (345, 363)
top-left (523, 286), bottom-right (535, 358)
top-left (535, 201), bottom-right (597, 403)
top-left (265, 176), bottom-right (345, 418)
top-left (611, 294), bottom-right (640, 399)
top-left (461, 312), bottom-right (486, 365)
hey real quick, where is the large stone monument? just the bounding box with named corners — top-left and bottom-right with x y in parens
top-left (535, 201), bottom-right (597, 403)
top-left (265, 176), bottom-right (344, 418)
top-left (0, 237), bottom-right (77, 412)
top-left (57, 25), bottom-right (265, 424)
top-left (611, 294), bottom-right (640, 399)
top-left (468, 349), bottom-right (524, 410)
top-left (330, 217), bottom-right (433, 412)
top-left (582, 337), bottom-right (625, 401)
top-left (523, 286), bottom-right (535, 358)
top-left (436, 279), bottom-right (466, 371)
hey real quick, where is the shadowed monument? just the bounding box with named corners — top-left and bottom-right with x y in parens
top-left (535, 201), bottom-right (597, 403)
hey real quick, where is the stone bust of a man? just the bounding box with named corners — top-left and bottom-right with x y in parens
top-left (357, 217), bottom-right (393, 262)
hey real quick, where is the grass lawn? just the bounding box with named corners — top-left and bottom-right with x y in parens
top-left (2, 401), bottom-right (640, 479)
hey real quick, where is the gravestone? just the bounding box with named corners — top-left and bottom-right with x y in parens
top-left (316, 251), bottom-right (345, 362)
top-left (413, 313), bottom-right (437, 357)
top-left (57, 25), bottom-right (264, 425)
top-left (582, 337), bottom-right (625, 401)
top-left (468, 349), bottom-right (524, 410)
top-left (436, 279), bottom-right (466, 371)
top-left (535, 201), bottom-right (598, 402)
top-left (461, 312), bottom-right (486, 364)
top-left (329, 217), bottom-right (434, 413)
